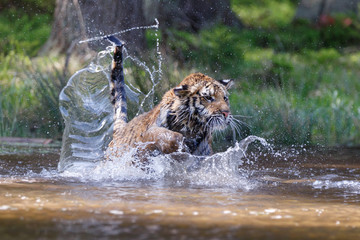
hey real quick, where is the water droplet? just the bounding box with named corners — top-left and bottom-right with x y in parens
top-left (109, 210), bottom-right (124, 215)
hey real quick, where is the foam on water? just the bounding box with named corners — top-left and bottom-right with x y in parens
top-left (312, 179), bottom-right (360, 193)
top-left (59, 21), bottom-right (161, 172)
top-left (57, 136), bottom-right (267, 189)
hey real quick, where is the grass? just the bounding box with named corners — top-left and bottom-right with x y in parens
top-left (1, 0), bottom-right (360, 147)
top-left (0, 51), bottom-right (67, 138)
top-left (232, 42), bottom-right (360, 146)
top-left (231, 67), bottom-right (360, 146)
top-left (0, 52), bottom-right (34, 136)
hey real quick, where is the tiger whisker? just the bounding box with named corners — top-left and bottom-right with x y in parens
top-left (231, 117), bottom-right (250, 128)
top-left (232, 114), bottom-right (252, 118)
top-left (229, 120), bottom-right (241, 138)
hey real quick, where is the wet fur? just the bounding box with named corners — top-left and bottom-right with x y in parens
top-left (106, 37), bottom-right (234, 160)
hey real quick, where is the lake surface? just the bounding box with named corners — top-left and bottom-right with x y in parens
top-left (0, 144), bottom-right (360, 239)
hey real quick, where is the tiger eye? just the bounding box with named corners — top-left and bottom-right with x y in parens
top-left (203, 96), bottom-right (215, 102)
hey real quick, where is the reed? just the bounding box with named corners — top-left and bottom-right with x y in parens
top-left (0, 52), bottom-right (67, 138)
top-left (230, 62), bottom-right (360, 146)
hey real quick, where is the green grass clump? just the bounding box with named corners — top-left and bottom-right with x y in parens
top-left (0, 52), bottom-right (36, 136)
top-left (0, 52), bottom-right (66, 138)
top-left (231, 66), bottom-right (360, 146)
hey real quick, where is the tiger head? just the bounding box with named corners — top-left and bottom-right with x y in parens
top-left (165, 73), bottom-right (234, 137)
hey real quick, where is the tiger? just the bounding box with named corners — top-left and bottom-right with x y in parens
top-left (105, 36), bottom-right (235, 161)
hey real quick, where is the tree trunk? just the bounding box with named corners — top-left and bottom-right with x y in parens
top-left (294, 0), bottom-right (359, 23)
top-left (40, 0), bottom-right (86, 56)
top-left (42, 0), bottom-right (241, 57)
top-left (81, 0), bottom-right (146, 55)
top-left (41, 0), bottom-right (146, 57)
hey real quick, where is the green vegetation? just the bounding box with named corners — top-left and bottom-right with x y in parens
top-left (162, 0), bottom-right (360, 146)
top-left (1, 0), bottom-right (360, 146)
top-left (0, 9), bottom-right (52, 56)
top-left (0, 51), bottom-right (66, 139)
top-left (0, 2), bottom-right (59, 138)
top-left (231, 0), bottom-right (296, 28)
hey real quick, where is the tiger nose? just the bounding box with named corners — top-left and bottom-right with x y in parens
top-left (222, 111), bottom-right (230, 118)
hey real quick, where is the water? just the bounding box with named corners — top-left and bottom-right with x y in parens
top-left (58, 21), bottom-right (161, 172)
top-left (1, 145), bottom-right (360, 239)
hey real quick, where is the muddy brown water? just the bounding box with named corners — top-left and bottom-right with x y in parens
top-left (0, 145), bottom-right (360, 240)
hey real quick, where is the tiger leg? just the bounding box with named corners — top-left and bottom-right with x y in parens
top-left (142, 127), bottom-right (185, 154)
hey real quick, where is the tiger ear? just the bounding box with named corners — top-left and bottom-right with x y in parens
top-left (173, 85), bottom-right (190, 97)
top-left (218, 79), bottom-right (234, 89)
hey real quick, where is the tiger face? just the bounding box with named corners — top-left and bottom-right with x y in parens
top-left (196, 80), bottom-right (232, 130)
top-left (166, 73), bottom-right (234, 137)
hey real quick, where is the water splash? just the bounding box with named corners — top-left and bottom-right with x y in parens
top-left (59, 21), bottom-right (162, 172)
top-left (313, 179), bottom-right (360, 193)
top-left (58, 64), bottom-right (113, 171)
top-left (59, 135), bottom-right (268, 189)
top-left (78, 19), bottom-right (159, 44)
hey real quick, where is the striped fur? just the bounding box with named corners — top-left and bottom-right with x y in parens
top-left (107, 36), bottom-right (127, 131)
top-left (106, 43), bottom-right (234, 160)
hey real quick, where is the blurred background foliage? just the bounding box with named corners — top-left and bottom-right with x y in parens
top-left (0, 0), bottom-right (360, 147)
